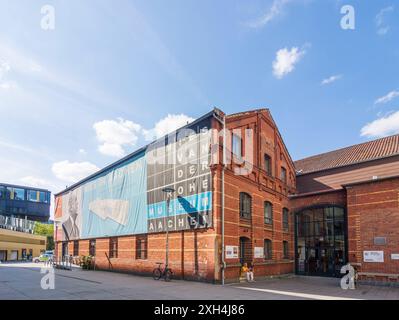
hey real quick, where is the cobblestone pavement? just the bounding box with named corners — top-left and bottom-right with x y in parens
top-left (0, 262), bottom-right (398, 300)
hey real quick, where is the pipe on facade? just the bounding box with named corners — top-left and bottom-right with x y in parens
top-left (221, 115), bottom-right (226, 285)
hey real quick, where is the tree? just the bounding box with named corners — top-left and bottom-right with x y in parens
top-left (34, 222), bottom-right (54, 250)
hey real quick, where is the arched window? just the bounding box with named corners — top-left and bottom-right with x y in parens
top-left (281, 166), bottom-right (287, 183)
top-left (264, 201), bottom-right (273, 225)
top-left (282, 208), bottom-right (289, 231)
top-left (264, 154), bottom-right (272, 175)
top-left (239, 192), bottom-right (252, 219)
top-left (283, 241), bottom-right (289, 259)
top-left (264, 239), bottom-right (272, 260)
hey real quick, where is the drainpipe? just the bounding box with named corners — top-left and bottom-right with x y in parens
top-left (221, 115), bottom-right (226, 285)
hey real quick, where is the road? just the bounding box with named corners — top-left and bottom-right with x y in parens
top-left (0, 262), bottom-right (398, 300)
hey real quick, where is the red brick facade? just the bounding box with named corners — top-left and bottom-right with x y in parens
top-left (55, 109), bottom-right (399, 284)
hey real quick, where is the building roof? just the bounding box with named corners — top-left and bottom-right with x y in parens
top-left (294, 134), bottom-right (399, 175)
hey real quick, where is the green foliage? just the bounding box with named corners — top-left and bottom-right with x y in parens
top-left (33, 222), bottom-right (54, 236)
top-left (33, 222), bottom-right (55, 250)
top-left (80, 255), bottom-right (94, 270)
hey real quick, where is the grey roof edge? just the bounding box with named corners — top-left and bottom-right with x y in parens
top-left (0, 183), bottom-right (51, 193)
top-left (295, 152), bottom-right (399, 176)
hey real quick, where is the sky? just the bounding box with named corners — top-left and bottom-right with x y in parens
top-left (0, 0), bottom-right (399, 210)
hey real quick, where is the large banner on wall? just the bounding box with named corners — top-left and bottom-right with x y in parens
top-left (56, 118), bottom-right (213, 240)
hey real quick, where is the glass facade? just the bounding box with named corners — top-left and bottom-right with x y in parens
top-left (295, 206), bottom-right (347, 277)
top-left (0, 184), bottom-right (51, 222)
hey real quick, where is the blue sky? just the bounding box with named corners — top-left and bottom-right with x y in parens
top-left (0, 0), bottom-right (399, 200)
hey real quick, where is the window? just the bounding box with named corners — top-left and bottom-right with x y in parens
top-left (27, 190), bottom-right (39, 202)
top-left (283, 241), bottom-right (289, 259)
top-left (264, 154), bottom-right (272, 175)
top-left (280, 167), bottom-right (287, 183)
top-left (73, 240), bottom-right (79, 256)
top-left (264, 239), bottom-right (272, 260)
top-left (232, 133), bottom-right (242, 158)
top-left (239, 192), bottom-right (252, 219)
top-left (39, 192), bottom-right (48, 203)
top-left (89, 239), bottom-right (96, 256)
top-left (109, 237), bottom-right (118, 258)
top-left (7, 187), bottom-right (25, 200)
top-left (283, 208), bottom-right (289, 231)
top-left (264, 201), bottom-right (273, 225)
top-left (0, 186), bottom-right (5, 200)
top-left (136, 236), bottom-right (147, 260)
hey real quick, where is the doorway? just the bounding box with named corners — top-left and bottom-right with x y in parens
top-left (239, 237), bottom-right (252, 265)
top-left (295, 206), bottom-right (347, 277)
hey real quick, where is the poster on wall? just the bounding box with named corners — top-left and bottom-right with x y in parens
top-left (363, 251), bottom-right (384, 263)
top-left (55, 118), bottom-right (213, 241)
top-left (254, 247), bottom-right (264, 258)
top-left (146, 119), bottom-right (213, 233)
top-left (225, 246), bottom-right (239, 259)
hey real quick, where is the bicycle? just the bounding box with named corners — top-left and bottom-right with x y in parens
top-left (153, 262), bottom-right (173, 281)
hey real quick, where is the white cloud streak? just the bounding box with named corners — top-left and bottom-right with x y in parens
top-left (321, 74), bottom-right (342, 85)
top-left (52, 160), bottom-right (99, 183)
top-left (360, 111), bottom-right (399, 138)
top-left (143, 114), bottom-right (195, 141)
top-left (272, 46), bottom-right (306, 79)
top-left (374, 90), bottom-right (399, 104)
top-left (247, 0), bottom-right (292, 28)
top-left (93, 118), bottom-right (142, 157)
top-left (375, 6), bottom-right (394, 35)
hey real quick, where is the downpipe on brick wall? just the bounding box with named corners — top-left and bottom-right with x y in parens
top-left (221, 115), bottom-right (226, 285)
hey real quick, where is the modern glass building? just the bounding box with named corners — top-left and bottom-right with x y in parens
top-left (0, 183), bottom-right (51, 222)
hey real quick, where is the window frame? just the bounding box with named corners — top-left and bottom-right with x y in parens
top-left (136, 235), bottom-right (148, 260)
top-left (89, 239), bottom-right (96, 257)
top-left (73, 240), bottom-right (79, 256)
top-left (239, 192), bottom-right (252, 219)
top-left (280, 166), bottom-right (287, 183)
top-left (232, 133), bottom-right (242, 158)
top-left (283, 241), bottom-right (289, 259)
top-left (283, 208), bottom-right (289, 231)
top-left (264, 154), bottom-right (272, 176)
top-left (264, 201), bottom-right (273, 225)
top-left (264, 239), bottom-right (272, 260)
top-left (109, 237), bottom-right (118, 259)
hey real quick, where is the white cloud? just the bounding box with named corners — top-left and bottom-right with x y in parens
top-left (272, 46), bottom-right (306, 79)
top-left (52, 160), bottom-right (99, 183)
top-left (247, 0), bottom-right (292, 28)
top-left (93, 118), bottom-right (142, 157)
top-left (0, 59), bottom-right (17, 90)
top-left (360, 111), bottom-right (399, 138)
top-left (374, 90), bottom-right (399, 104)
top-left (143, 114), bottom-right (195, 141)
top-left (78, 148), bottom-right (87, 155)
top-left (321, 74), bottom-right (342, 85)
top-left (19, 176), bottom-right (53, 189)
top-left (375, 6), bottom-right (394, 35)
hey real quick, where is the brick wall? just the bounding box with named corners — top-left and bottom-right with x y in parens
top-left (346, 177), bottom-right (399, 281)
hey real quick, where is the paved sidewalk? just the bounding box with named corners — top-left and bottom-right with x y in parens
top-left (0, 262), bottom-right (398, 300)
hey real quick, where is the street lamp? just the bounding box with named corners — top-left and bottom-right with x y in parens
top-left (162, 187), bottom-right (175, 268)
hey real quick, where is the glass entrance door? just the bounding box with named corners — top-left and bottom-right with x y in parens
top-left (296, 206), bottom-right (347, 277)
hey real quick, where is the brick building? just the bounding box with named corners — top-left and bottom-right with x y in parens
top-left (54, 108), bottom-right (399, 284)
